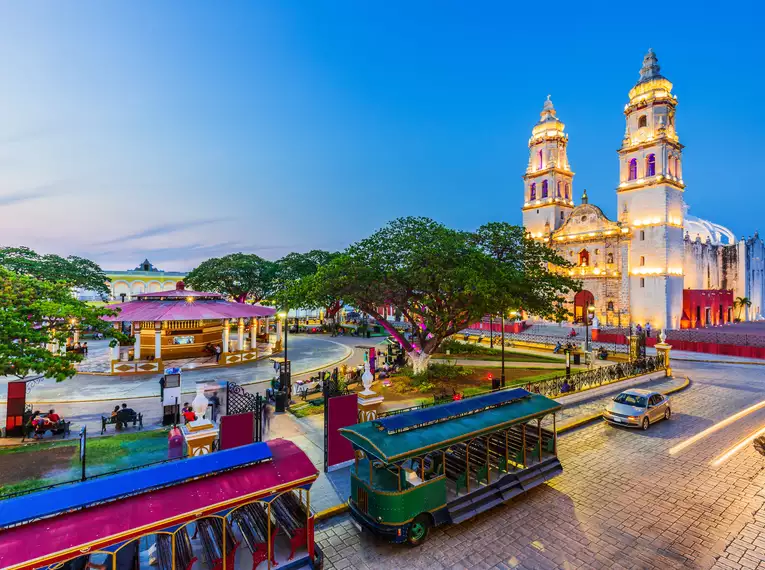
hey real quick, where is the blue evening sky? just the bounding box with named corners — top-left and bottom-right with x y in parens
top-left (0, 2), bottom-right (761, 270)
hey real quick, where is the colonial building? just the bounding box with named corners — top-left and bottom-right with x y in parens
top-left (523, 50), bottom-right (765, 330)
top-left (105, 259), bottom-right (187, 301)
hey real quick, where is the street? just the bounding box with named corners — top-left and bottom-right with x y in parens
top-left (316, 360), bottom-right (765, 570)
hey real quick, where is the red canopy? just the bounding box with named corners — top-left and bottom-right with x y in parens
top-left (102, 281), bottom-right (276, 322)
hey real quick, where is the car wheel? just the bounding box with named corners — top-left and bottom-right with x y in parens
top-left (664, 408), bottom-right (671, 420)
top-left (407, 514), bottom-right (431, 546)
top-left (642, 417), bottom-right (650, 430)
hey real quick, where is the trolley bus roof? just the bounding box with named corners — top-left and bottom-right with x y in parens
top-left (0, 439), bottom-right (318, 570)
top-left (339, 389), bottom-right (561, 463)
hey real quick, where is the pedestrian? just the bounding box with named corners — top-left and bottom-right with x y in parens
top-left (645, 322), bottom-right (652, 337)
top-left (261, 402), bottom-right (272, 436)
top-left (209, 392), bottom-right (220, 423)
top-left (214, 344), bottom-right (222, 363)
top-left (82, 342), bottom-right (88, 355)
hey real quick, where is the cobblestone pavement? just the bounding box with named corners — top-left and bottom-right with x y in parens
top-left (316, 361), bottom-right (765, 569)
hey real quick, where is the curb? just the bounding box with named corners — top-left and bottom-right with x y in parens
top-left (555, 375), bottom-right (691, 434)
top-left (315, 502), bottom-right (350, 521)
top-left (673, 357), bottom-right (765, 366)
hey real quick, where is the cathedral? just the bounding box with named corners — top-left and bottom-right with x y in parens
top-left (522, 49), bottom-right (765, 331)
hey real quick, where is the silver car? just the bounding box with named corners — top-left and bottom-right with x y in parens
top-left (603, 389), bottom-right (671, 430)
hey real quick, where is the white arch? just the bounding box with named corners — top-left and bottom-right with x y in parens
top-left (685, 214), bottom-right (735, 245)
top-left (147, 281), bottom-right (162, 293)
top-left (131, 281), bottom-right (146, 295)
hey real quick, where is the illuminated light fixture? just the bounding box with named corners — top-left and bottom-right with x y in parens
top-left (593, 268), bottom-right (601, 275)
top-left (621, 228), bottom-right (629, 233)
top-left (185, 296), bottom-right (194, 303)
top-left (710, 424), bottom-right (765, 467)
top-left (669, 398), bottom-right (765, 455)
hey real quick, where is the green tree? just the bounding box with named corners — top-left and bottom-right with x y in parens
top-left (0, 268), bottom-right (124, 382)
top-left (185, 253), bottom-right (278, 303)
top-left (275, 251), bottom-right (344, 327)
top-left (312, 217), bottom-right (579, 373)
top-left (0, 246), bottom-right (110, 299)
top-left (735, 296), bottom-right (752, 320)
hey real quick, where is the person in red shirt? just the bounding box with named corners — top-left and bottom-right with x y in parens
top-left (47, 409), bottom-right (61, 423)
top-left (183, 408), bottom-right (196, 424)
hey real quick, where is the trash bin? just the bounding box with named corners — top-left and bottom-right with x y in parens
top-left (573, 352), bottom-right (581, 365)
top-left (366, 330), bottom-right (371, 338)
top-left (274, 390), bottom-right (287, 413)
top-left (492, 377), bottom-right (501, 390)
top-left (168, 427), bottom-right (184, 459)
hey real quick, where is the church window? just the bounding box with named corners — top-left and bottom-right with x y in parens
top-left (560, 212), bottom-right (565, 221)
top-left (638, 115), bottom-right (647, 128)
top-left (668, 156), bottom-right (674, 176)
top-left (646, 154), bottom-right (656, 177)
top-left (640, 278), bottom-right (645, 288)
top-left (578, 249), bottom-right (590, 267)
top-left (607, 252), bottom-right (614, 264)
top-left (640, 230), bottom-right (645, 241)
top-left (607, 301), bottom-right (614, 311)
top-left (538, 150), bottom-right (543, 170)
top-left (557, 181), bottom-right (562, 197)
top-left (542, 180), bottom-right (549, 198)
top-left (564, 183), bottom-right (570, 199)
top-left (530, 183), bottom-right (536, 200)
top-left (640, 256), bottom-right (645, 266)
top-left (628, 159), bottom-right (638, 180)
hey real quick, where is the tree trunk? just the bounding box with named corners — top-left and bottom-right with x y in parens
top-left (408, 350), bottom-right (431, 375)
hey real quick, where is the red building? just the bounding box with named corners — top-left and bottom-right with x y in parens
top-left (680, 289), bottom-right (734, 329)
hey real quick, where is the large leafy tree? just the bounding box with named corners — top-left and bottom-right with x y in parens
top-left (0, 246), bottom-right (110, 299)
top-left (0, 268), bottom-right (124, 382)
top-left (185, 253), bottom-right (278, 303)
top-left (275, 250), bottom-right (344, 323)
top-left (312, 217), bottom-right (579, 372)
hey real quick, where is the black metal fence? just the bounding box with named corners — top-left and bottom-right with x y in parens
top-left (460, 328), bottom-right (630, 354)
top-left (377, 356), bottom-right (666, 419)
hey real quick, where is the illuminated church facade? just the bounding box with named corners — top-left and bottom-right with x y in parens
top-left (523, 50), bottom-right (765, 330)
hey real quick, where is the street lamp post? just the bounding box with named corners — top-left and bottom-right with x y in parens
top-left (585, 304), bottom-right (595, 353)
top-left (500, 312), bottom-right (506, 387)
top-left (489, 315), bottom-right (494, 348)
top-left (278, 311), bottom-right (290, 397)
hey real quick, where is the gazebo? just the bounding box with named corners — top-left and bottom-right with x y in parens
top-left (102, 281), bottom-right (280, 374)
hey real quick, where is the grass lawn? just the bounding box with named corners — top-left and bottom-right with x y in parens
top-left (434, 338), bottom-right (561, 363)
top-left (290, 401), bottom-right (325, 418)
top-left (0, 429), bottom-right (170, 497)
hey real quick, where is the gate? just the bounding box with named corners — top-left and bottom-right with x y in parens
top-left (323, 377), bottom-right (356, 472)
top-left (226, 381), bottom-right (263, 442)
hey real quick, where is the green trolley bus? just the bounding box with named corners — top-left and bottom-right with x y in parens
top-left (339, 387), bottom-right (562, 545)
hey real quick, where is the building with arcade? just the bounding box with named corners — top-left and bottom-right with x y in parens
top-left (105, 259), bottom-right (187, 301)
top-left (522, 49), bottom-right (765, 330)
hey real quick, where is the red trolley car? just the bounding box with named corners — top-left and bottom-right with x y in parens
top-left (0, 439), bottom-right (323, 570)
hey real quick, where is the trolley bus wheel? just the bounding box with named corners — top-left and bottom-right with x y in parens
top-left (407, 514), bottom-right (431, 546)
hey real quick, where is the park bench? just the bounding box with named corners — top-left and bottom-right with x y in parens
top-left (101, 410), bottom-right (143, 434)
top-left (22, 418), bottom-right (71, 441)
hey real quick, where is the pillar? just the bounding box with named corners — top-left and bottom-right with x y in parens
top-left (73, 327), bottom-right (80, 345)
top-left (134, 326), bottom-right (141, 360)
top-left (655, 342), bottom-right (672, 377)
top-left (222, 319), bottom-right (230, 353)
top-left (155, 323), bottom-right (162, 360)
top-left (110, 342), bottom-right (119, 362)
top-left (250, 319), bottom-right (258, 352)
top-left (276, 318), bottom-right (283, 343)
top-left (238, 318), bottom-right (245, 352)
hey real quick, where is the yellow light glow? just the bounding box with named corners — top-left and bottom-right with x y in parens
top-left (588, 232), bottom-right (596, 237)
top-left (186, 296), bottom-right (194, 303)
top-left (669, 398), bottom-right (765, 455)
top-left (710, 424), bottom-right (765, 467)
top-left (593, 268), bottom-right (601, 275)
top-left (621, 228), bottom-right (629, 233)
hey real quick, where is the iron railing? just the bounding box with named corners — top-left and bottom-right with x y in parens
top-left (459, 328), bottom-right (630, 354)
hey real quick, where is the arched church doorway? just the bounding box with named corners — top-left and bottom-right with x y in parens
top-left (574, 290), bottom-right (595, 323)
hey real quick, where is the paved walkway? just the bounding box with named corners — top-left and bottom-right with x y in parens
top-left (0, 335), bottom-right (354, 405)
top-left (315, 359), bottom-right (765, 569)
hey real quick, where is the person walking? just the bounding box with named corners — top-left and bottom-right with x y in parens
top-left (261, 402), bottom-right (272, 437)
top-left (214, 344), bottom-right (222, 363)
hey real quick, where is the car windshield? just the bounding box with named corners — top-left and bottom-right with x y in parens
top-left (614, 393), bottom-right (648, 407)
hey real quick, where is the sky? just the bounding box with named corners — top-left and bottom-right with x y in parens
top-left (0, 2), bottom-right (762, 271)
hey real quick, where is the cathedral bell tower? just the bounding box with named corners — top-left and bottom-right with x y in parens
top-left (617, 49), bottom-right (686, 330)
top-left (522, 96), bottom-right (575, 238)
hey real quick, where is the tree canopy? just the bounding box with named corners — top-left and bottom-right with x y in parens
top-left (275, 250), bottom-right (343, 318)
top-left (311, 217), bottom-right (579, 371)
top-left (0, 268), bottom-right (123, 381)
top-left (0, 246), bottom-right (110, 298)
top-left (185, 253), bottom-right (278, 303)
